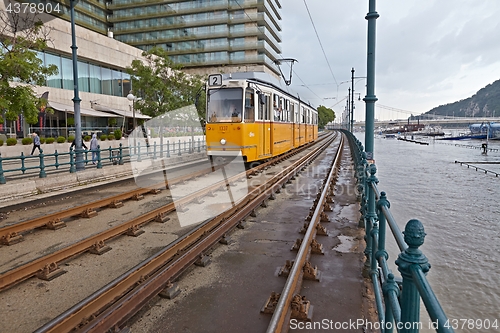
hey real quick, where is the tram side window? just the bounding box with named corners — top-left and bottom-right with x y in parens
top-left (273, 94), bottom-right (282, 121)
top-left (245, 89), bottom-right (255, 123)
top-left (258, 94), bottom-right (270, 120)
top-left (302, 107), bottom-right (306, 123)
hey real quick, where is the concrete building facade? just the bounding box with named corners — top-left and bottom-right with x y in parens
top-left (1, 0), bottom-right (283, 138)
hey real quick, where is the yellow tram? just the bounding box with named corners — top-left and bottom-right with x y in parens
top-left (206, 72), bottom-right (318, 163)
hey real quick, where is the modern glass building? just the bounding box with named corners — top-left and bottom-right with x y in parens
top-left (43, 0), bottom-right (283, 76)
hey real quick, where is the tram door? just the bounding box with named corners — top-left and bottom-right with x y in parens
top-left (259, 94), bottom-right (271, 157)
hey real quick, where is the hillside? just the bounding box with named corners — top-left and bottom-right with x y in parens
top-left (423, 79), bottom-right (500, 118)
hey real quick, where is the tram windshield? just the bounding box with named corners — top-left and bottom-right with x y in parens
top-left (207, 88), bottom-right (243, 123)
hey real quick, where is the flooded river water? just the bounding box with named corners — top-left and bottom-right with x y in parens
top-left (355, 132), bottom-right (500, 333)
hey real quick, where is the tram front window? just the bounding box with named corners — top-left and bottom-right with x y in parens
top-left (208, 88), bottom-right (243, 123)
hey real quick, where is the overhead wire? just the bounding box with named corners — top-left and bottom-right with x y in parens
top-left (302, 0), bottom-right (338, 87)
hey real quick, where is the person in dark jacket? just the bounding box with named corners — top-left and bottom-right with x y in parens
top-left (31, 132), bottom-right (41, 155)
top-left (70, 136), bottom-right (88, 150)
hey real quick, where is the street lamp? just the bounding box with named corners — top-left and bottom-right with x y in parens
top-left (127, 92), bottom-right (142, 154)
top-left (70, 0), bottom-right (84, 171)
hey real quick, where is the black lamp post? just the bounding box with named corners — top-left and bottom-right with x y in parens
top-left (70, 0), bottom-right (84, 170)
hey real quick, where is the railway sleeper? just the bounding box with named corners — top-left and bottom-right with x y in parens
top-left (46, 218), bottom-right (67, 230)
top-left (159, 281), bottom-right (181, 300)
top-left (154, 213), bottom-right (170, 223)
top-left (310, 239), bottom-right (325, 255)
top-left (303, 261), bottom-right (322, 281)
top-left (260, 291), bottom-right (280, 314)
top-left (126, 225), bottom-right (145, 237)
top-left (194, 254), bottom-right (211, 267)
top-left (260, 292), bottom-right (314, 322)
top-left (320, 212), bottom-right (331, 222)
top-left (291, 239), bottom-right (302, 251)
top-left (0, 232), bottom-right (23, 245)
top-left (193, 197), bottom-right (205, 204)
top-left (132, 194), bottom-right (145, 201)
top-left (89, 240), bottom-right (112, 255)
top-left (237, 220), bottom-right (247, 229)
top-left (291, 294), bottom-right (314, 321)
top-left (80, 208), bottom-right (98, 218)
top-left (109, 200), bottom-right (124, 208)
top-left (36, 262), bottom-right (66, 281)
top-left (219, 234), bottom-right (233, 245)
top-left (277, 260), bottom-right (294, 277)
top-left (316, 223), bottom-right (329, 236)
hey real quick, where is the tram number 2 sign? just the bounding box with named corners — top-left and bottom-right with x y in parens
top-left (208, 74), bottom-right (223, 87)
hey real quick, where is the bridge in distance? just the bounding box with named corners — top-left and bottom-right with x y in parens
top-left (352, 117), bottom-right (500, 129)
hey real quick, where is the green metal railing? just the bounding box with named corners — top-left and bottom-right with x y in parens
top-left (0, 138), bottom-right (206, 184)
top-left (343, 129), bottom-right (454, 333)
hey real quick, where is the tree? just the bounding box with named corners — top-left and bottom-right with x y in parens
top-left (317, 105), bottom-right (336, 129)
top-left (0, 7), bottom-right (58, 125)
top-left (126, 47), bottom-right (206, 122)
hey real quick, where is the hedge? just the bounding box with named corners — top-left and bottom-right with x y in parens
top-left (57, 136), bottom-right (66, 143)
top-left (22, 137), bottom-right (33, 145)
top-left (46, 137), bottom-right (55, 144)
top-left (114, 129), bottom-right (122, 140)
top-left (6, 138), bottom-right (17, 146)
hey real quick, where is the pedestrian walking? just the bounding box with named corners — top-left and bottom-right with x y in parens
top-left (70, 136), bottom-right (88, 150)
top-left (30, 132), bottom-right (41, 155)
top-left (90, 133), bottom-right (99, 165)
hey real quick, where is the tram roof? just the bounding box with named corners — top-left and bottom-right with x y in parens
top-left (221, 72), bottom-right (316, 111)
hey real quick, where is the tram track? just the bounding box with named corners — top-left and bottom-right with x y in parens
top-left (0, 143), bottom-right (312, 290)
top-left (264, 133), bottom-right (344, 333)
top-left (27, 133), bottom-right (339, 333)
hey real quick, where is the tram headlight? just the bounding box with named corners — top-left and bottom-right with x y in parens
top-left (220, 138), bottom-right (226, 145)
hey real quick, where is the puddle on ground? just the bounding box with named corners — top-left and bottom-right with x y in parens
top-left (333, 235), bottom-right (357, 253)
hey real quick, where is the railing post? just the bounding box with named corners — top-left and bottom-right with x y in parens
top-left (167, 140), bottom-right (170, 158)
top-left (198, 138), bottom-right (201, 152)
top-left (376, 191), bottom-right (390, 260)
top-left (54, 150), bottom-right (60, 169)
top-left (395, 219), bottom-right (430, 333)
top-left (358, 152), bottom-right (368, 228)
top-left (178, 140), bottom-right (182, 156)
top-left (20, 152), bottom-right (26, 174)
top-left (382, 273), bottom-right (400, 333)
top-left (363, 164), bottom-right (378, 277)
top-left (97, 145), bottom-right (102, 169)
top-left (118, 143), bottom-right (124, 165)
top-left (153, 141), bottom-right (157, 159)
top-left (0, 153), bottom-right (5, 184)
top-left (69, 148), bottom-right (76, 173)
top-left (107, 146), bottom-right (112, 162)
top-left (137, 142), bottom-right (142, 162)
top-left (160, 140), bottom-right (164, 158)
top-left (39, 148), bottom-right (46, 178)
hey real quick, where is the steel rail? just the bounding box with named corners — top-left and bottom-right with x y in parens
top-left (0, 163), bottom-right (213, 245)
top-left (0, 136), bottom-right (332, 291)
top-left (266, 133), bottom-right (344, 333)
top-left (35, 134), bottom-right (338, 333)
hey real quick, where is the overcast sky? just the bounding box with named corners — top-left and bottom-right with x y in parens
top-left (280, 0), bottom-right (500, 122)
